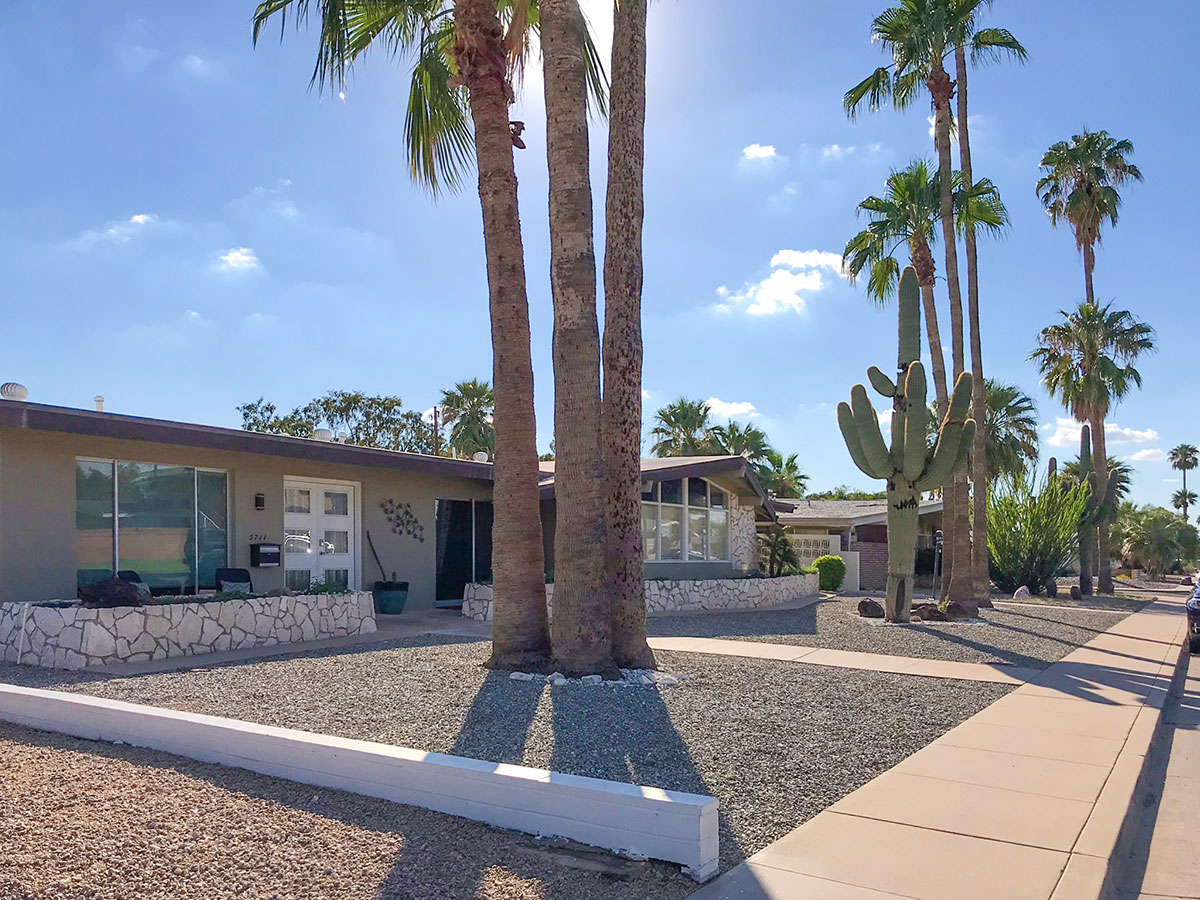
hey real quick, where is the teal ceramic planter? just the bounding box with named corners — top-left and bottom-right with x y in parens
top-left (372, 581), bottom-right (409, 615)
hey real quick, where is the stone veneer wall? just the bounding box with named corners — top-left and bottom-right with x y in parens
top-left (729, 498), bottom-right (758, 573)
top-left (0, 592), bottom-right (376, 670)
top-left (462, 573), bottom-right (817, 622)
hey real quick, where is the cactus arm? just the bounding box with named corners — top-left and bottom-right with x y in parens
top-left (868, 366), bottom-right (896, 398)
top-left (839, 401), bottom-right (886, 479)
top-left (849, 384), bottom-right (892, 476)
top-left (917, 419), bottom-right (976, 493)
top-left (896, 268), bottom-right (921, 370)
top-left (901, 361), bottom-right (929, 481)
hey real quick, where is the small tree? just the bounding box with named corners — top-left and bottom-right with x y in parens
top-left (759, 526), bottom-right (799, 578)
top-left (239, 391), bottom-right (436, 453)
top-left (987, 475), bottom-right (1091, 595)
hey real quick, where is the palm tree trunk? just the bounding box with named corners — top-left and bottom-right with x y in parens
top-left (453, 0), bottom-right (549, 668)
top-left (1092, 416), bottom-right (1114, 594)
top-left (541, 0), bottom-right (613, 675)
top-left (955, 45), bottom-right (991, 606)
top-left (1083, 242), bottom-right (1096, 306)
top-left (1078, 424), bottom-right (1093, 596)
top-left (928, 59), bottom-right (973, 606)
top-left (603, 0), bottom-right (655, 670)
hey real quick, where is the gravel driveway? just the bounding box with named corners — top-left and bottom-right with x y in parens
top-left (0, 637), bottom-right (1011, 875)
top-left (648, 597), bottom-right (1133, 669)
top-left (0, 721), bottom-right (693, 900)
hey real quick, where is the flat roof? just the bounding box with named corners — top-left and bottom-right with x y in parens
top-left (771, 497), bottom-right (943, 527)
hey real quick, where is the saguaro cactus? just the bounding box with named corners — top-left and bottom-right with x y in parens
top-left (838, 267), bottom-right (976, 622)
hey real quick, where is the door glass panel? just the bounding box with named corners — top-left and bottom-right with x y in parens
top-left (284, 529), bottom-right (311, 555)
top-left (323, 569), bottom-right (349, 590)
top-left (659, 479), bottom-right (683, 505)
top-left (117, 462), bottom-right (197, 595)
top-left (688, 478), bottom-right (709, 508)
top-left (323, 530), bottom-right (349, 554)
top-left (285, 569), bottom-right (312, 592)
top-left (196, 471), bottom-right (228, 590)
top-left (641, 504), bottom-right (658, 561)
top-left (688, 509), bottom-right (708, 560)
top-left (709, 509), bottom-right (729, 560)
top-left (324, 491), bottom-right (349, 516)
top-left (659, 506), bottom-right (683, 560)
top-left (285, 488), bottom-right (310, 514)
top-left (76, 460), bottom-right (115, 591)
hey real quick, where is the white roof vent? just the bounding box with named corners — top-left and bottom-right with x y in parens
top-left (1, 382), bottom-right (28, 401)
top-left (313, 428), bottom-right (334, 442)
top-left (472, 451), bottom-right (490, 463)
top-left (94, 395), bottom-right (105, 412)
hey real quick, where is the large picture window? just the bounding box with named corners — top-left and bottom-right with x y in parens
top-left (641, 477), bottom-right (729, 562)
top-left (75, 459), bottom-right (229, 595)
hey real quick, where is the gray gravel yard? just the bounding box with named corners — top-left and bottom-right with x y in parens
top-left (0, 636), bottom-right (1010, 875)
top-left (648, 597), bottom-right (1136, 669)
top-left (0, 721), bottom-right (693, 900)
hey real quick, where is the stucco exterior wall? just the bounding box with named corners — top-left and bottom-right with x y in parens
top-left (0, 428), bottom-right (491, 610)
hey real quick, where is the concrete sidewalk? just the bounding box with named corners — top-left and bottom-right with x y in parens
top-left (688, 595), bottom-right (1190, 900)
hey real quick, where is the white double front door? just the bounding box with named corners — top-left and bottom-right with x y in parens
top-left (283, 479), bottom-right (358, 592)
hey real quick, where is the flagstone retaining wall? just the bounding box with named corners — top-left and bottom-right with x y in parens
top-left (0, 592), bottom-right (376, 670)
top-left (461, 572), bottom-right (818, 622)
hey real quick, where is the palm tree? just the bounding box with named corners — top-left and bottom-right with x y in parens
top-left (440, 378), bottom-right (495, 457)
top-left (1036, 130), bottom-right (1143, 306)
top-left (977, 379), bottom-right (1039, 481)
top-left (251, 0), bottom-right (601, 669)
top-left (1031, 302), bottom-right (1155, 594)
top-left (1169, 444), bottom-right (1199, 516)
top-left (759, 451), bottom-right (809, 499)
top-left (949, 0), bottom-right (1026, 600)
top-left (1120, 506), bottom-right (1199, 580)
top-left (649, 398), bottom-right (714, 457)
top-left (710, 420), bottom-right (773, 468)
top-left (1173, 489), bottom-right (1198, 517)
top-left (602, 0), bottom-right (654, 669)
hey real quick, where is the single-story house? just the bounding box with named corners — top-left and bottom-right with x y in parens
top-left (0, 398), bottom-right (774, 609)
top-left (767, 497), bottom-right (944, 592)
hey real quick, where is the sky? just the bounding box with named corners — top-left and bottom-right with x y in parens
top-left (1, 0), bottom-right (1196, 508)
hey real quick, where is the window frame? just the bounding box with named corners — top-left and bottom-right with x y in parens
top-left (640, 476), bottom-right (731, 563)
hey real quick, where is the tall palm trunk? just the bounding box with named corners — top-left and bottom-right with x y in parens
top-left (1082, 242), bottom-right (1096, 306)
top-left (453, 0), bottom-right (549, 668)
top-left (927, 58), bottom-right (972, 605)
top-left (603, 0), bottom-right (655, 669)
top-left (541, 0), bottom-right (612, 673)
top-left (955, 45), bottom-right (990, 605)
top-left (1077, 424), bottom-right (1093, 596)
top-left (1092, 415), bottom-right (1114, 594)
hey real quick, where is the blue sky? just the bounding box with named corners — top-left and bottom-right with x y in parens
top-left (1, 0), bottom-right (1195, 507)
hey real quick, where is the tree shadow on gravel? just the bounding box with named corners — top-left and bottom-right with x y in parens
top-left (0, 722), bottom-right (691, 900)
top-left (449, 669), bottom-right (543, 764)
top-left (646, 601), bottom-right (825, 639)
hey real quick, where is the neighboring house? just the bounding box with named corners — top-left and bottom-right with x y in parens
top-left (767, 497), bottom-right (944, 592)
top-left (0, 399), bottom-right (773, 609)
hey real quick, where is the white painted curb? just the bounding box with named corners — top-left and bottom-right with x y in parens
top-left (0, 684), bottom-right (719, 880)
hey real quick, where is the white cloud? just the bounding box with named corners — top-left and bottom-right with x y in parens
top-left (179, 54), bottom-right (226, 79)
top-left (1165, 477), bottom-right (1180, 484)
top-left (216, 247), bottom-right (261, 272)
top-left (1042, 417), bottom-right (1159, 449)
top-left (715, 249), bottom-right (847, 316)
top-left (706, 397), bottom-right (758, 419)
top-left (69, 213), bottom-right (159, 247)
top-left (741, 143), bottom-right (778, 161)
top-left (822, 143), bottom-right (855, 159)
top-left (641, 389), bottom-right (651, 400)
top-left (1131, 448), bottom-right (1167, 462)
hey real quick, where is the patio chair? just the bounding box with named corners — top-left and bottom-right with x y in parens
top-left (215, 567), bottom-right (254, 594)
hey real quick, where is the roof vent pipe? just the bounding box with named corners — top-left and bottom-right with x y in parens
top-left (94, 395), bottom-right (105, 412)
top-left (313, 428), bottom-right (334, 442)
top-left (472, 451), bottom-right (490, 463)
top-left (0, 383), bottom-right (28, 401)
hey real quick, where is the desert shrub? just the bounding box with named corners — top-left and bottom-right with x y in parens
top-left (988, 474), bottom-right (1091, 594)
top-left (812, 554), bottom-right (847, 591)
top-left (78, 577), bottom-right (144, 609)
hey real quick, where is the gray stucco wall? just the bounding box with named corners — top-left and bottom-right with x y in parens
top-left (0, 428), bottom-right (491, 610)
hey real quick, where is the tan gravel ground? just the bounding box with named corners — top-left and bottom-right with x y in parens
top-left (0, 721), bottom-right (694, 900)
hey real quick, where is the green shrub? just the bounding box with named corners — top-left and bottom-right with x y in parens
top-left (988, 474), bottom-right (1091, 594)
top-left (812, 554), bottom-right (847, 591)
top-left (758, 525), bottom-right (799, 577)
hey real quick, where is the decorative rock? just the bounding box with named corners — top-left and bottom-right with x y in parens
top-left (509, 672), bottom-right (535, 682)
top-left (1013, 586), bottom-right (1032, 601)
top-left (580, 674), bottom-right (603, 685)
top-left (912, 603), bottom-right (948, 622)
top-left (858, 599), bottom-right (885, 619)
top-left (943, 601), bottom-right (972, 621)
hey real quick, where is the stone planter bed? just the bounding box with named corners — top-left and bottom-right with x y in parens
top-left (0, 592), bottom-right (376, 669)
top-left (0, 634), bottom-right (1010, 875)
top-left (647, 595), bottom-right (1137, 670)
top-left (461, 572), bottom-right (819, 622)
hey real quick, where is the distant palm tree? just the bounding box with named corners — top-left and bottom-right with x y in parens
top-left (1031, 302), bottom-right (1155, 594)
top-left (759, 451), bottom-right (809, 499)
top-left (1169, 444), bottom-right (1199, 516)
top-left (1063, 456), bottom-right (1133, 507)
top-left (649, 398), bottom-right (714, 457)
top-left (1173, 489), bottom-right (1198, 516)
top-left (440, 379), bottom-right (495, 458)
top-left (977, 380), bottom-right (1039, 481)
top-left (709, 420), bottom-right (772, 467)
top-left (1036, 130), bottom-right (1143, 306)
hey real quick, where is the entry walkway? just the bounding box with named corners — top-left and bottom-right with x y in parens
top-left (647, 636), bottom-right (1041, 685)
top-left (688, 595), bottom-right (1189, 900)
